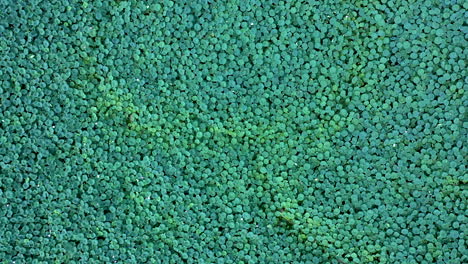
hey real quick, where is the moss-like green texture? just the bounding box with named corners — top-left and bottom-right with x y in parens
top-left (0, 0), bottom-right (466, 263)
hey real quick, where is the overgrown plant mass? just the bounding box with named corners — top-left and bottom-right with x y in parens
top-left (0, 0), bottom-right (466, 263)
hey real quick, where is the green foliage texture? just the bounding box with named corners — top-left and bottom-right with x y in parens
top-left (0, 0), bottom-right (467, 263)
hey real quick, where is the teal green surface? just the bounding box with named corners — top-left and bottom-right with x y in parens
top-left (0, 0), bottom-right (466, 263)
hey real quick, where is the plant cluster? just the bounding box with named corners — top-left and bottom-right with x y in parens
top-left (0, 0), bottom-right (466, 263)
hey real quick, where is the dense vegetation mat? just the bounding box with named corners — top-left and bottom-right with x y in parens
top-left (0, 0), bottom-right (466, 263)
